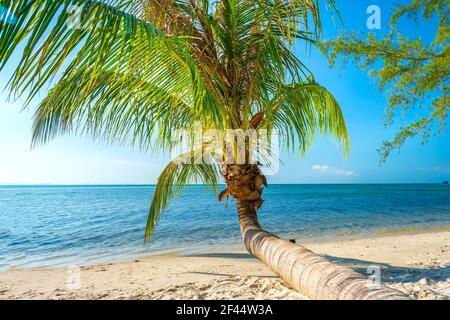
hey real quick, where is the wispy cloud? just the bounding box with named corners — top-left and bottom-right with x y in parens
top-left (311, 164), bottom-right (358, 177)
top-left (418, 166), bottom-right (450, 173)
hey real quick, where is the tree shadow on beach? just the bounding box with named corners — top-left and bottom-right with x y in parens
top-left (184, 253), bottom-right (255, 259)
top-left (184, 252), bottom-right (449, 284)
top-left (323, 255), bottom-right (450, 284)
top-left (184, 271), bottom-right (278, 279)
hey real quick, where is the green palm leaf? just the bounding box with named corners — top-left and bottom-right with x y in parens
top-left (270, 81), bottom-right (349, 155)
top-left (2, 1), bottom-right (163, 99)
top-left (145, 150), bottom-right (220, 242)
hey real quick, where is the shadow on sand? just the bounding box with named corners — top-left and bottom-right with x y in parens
top-left (323, 255), bottom-right (449, 283)
top-left (184, 253), bottom-right (255, 259)
top-left (184, 252), bottom-right (449, 283)
top-left (185, 271), bottom-right (278, 278)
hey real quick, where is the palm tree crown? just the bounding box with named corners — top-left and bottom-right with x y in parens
top-left (0, 0), bottom-right (348, 241)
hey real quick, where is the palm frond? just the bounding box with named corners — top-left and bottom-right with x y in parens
top-left (144, 150), bottom-right (220, 242)
top-left (1, 0), bottom-right (230, 153)
top-left (31, 66), bottom-right (192, 150)
top-left (269, 81), bottom-right (349, 156)
top-left (1, 0), bottom-right (167, 100)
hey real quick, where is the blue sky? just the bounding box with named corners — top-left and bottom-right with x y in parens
top-left (0, 0), bottom-right (449, 184)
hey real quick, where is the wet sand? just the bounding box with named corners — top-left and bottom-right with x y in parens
top-left (1, 231), bottom-right (449, 300)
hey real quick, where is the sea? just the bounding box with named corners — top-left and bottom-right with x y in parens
top-left (1, 184), bottom-right (449, 270)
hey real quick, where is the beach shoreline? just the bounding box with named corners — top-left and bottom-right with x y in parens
top-left (1, 230), bottom-right (449, 300)
top-left (2, 224), bottom-right (448, 272)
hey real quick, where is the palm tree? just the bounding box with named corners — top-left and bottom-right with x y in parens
top-left (0, 0), bottom-right (409, 299)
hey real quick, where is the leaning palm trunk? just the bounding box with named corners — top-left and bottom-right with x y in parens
top-left (220, 163), bottom-right (410, 300)
top-left (236, 200), bottom-right (410, 300)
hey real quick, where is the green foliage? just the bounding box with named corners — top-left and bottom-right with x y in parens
top-left (1, 0), bottom-right (349, 240)
top-left (327, 0), bottom-right (449, 162)
top-left (145, 150), bottom-right (220, 241)
top-left (271, 81), bottom-right (348, 155)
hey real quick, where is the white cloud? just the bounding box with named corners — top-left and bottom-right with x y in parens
top-left (311, 164), bottom-right (358, 177)
top-left (418, 166), bottom-right (450, 173)
top-left (311, 165), bottom-right (330, 172)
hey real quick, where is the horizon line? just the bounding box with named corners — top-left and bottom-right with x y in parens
top-left (0, 182), bottom-right (448, 186)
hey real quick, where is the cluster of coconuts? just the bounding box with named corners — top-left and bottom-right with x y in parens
top-left (218, 111), bottom-right (267, 209)
top-left (219, 163), bottom-right (268, 209)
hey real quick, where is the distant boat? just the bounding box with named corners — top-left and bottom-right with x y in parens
top-left (443, 181), bottom-right (449, 185)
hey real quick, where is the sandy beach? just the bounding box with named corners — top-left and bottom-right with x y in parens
top-left (1, 231), bottom-right (449, 300)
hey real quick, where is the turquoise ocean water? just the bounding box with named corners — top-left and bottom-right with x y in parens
top-left (0, 184), bottom-right (449, 270)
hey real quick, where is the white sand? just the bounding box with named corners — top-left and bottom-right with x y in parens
top-left (1, 231), bottom-right (449, 300)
